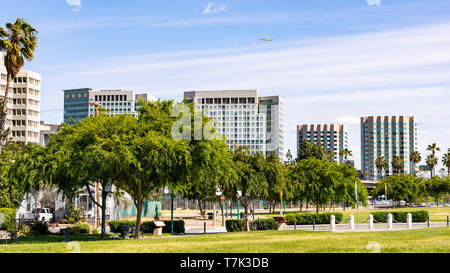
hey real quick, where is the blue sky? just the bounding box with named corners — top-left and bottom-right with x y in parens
top-left (2, 0), bottom-right (450, 171)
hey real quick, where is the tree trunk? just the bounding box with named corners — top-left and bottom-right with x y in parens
top-left (198, 200), bottom-right (203, 217)
top-left (305, 203), bottom-right (308, 212)
top-left (299, 200), bottom-right (303, 212)
top-left (135, 198), bottom-right (143, 239)
top-left (0, 74), bottom-right (11, 147)
top-left (244, 202), bottom-right (250, 231)
top-left (316, 201), bottom-right (319, 214)
top-left (101, 187), bottom-right (107, 240)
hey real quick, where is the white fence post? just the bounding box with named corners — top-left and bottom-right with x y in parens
top-left (387, 213), bottom-right (393, 229)
top-left (407, 213), bottom-right (412, 229)
top-left (369, 214), bottom-right (374, 230)
top-left (330, 215), bottom-right (336, 231)
top-left (349, 215), bottom-right (354, 230)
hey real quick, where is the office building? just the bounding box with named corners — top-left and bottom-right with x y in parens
top-left (63, 88), bottom-right (91, 124)
top-left (297, 124), bottom-right (349, 164)
top-left (0, 53), bottom-right (41, 144)
top-left (184, 90), bottom-right (283, 155)
top-left (361, 116), bottom-right (417, 180)
top-left (258, 96), bottom-right (284, 157)
top-left (63, 88), bottom-right (155, 123)
top-left (39, 121), bottom-right (61, 147)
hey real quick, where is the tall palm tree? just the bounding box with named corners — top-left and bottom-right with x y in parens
top-left (442, 152), bottom-right (450, 178)
top-left (426, 154), bottom-right (438, 178)
top-left (410, 150), bottom-right (421, 177)
top-left (375, 156), bottom-right (388, 179)
top-left (392, 156), bottom-right (405, 174)
top-left (325, 149), bottom-right (335, 162)
top-left (339, 148), bottom-right (352, 163)
top-left (0, 18), bottom-right (38, 147)
top-left (426, 143), bottom-right (440, 177)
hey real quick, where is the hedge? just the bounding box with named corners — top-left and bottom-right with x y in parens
top-left (254, 218), bottom-right (278, 230)
top-left (0, 208), bottom-right (16, 231)
top-left (108, 220), bottom-right (185, 234)
top-left (226, 220), bottom-right (247, 232)
top-left (371, 211), bottom-right (429, 223)
top-left (70, 222), bottom-right (91, 235)
top-left (285, 212), bottom-right (343, 225)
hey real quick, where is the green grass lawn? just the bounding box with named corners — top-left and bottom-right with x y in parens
top-left (258, 207), bottom-right (450, 223)
top-left (0, 228), bottom-right (449, 253)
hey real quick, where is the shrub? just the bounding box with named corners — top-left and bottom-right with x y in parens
top-left (255, 218), bottom-right (278, 230)
top-left (108, 220), bottom-right (136, 233)
top-left (92, 228), bottom-right (99, 235)
top-left (226, 220), bottom-right (246, 232)
top-left (30, 222), bottom-right (49, 235)
top-left (0, 208), bottom-right (16, 231)
top-left (70, 222), bottom-right (91, 235)
top-left (370, 211), bottom-right (429, 223)
top-left (285, 212), bottom-right (343, 225)
top-left (141, 220), bottom-right (185, 234)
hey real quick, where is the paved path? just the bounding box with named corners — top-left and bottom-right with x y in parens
top-left (280, 222), bottom-right (449, 232)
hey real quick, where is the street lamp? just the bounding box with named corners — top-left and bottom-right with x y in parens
top-left (236, 189), bottom-right (242, 220)
top-left (216, 186), bottom-right (224, 226)
top-left (164, 187), bottom-right (175, 234)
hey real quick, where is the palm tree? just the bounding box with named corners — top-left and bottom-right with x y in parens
top-left (325, 149), bottom-right (335, 162)
top-left (426, 154), bottom-right (438, 178)
top-left (410, 151), bottom-right (421, 177)
top-left (442, 152), bottom-right (450, 178)
top-left (0, 18), bottom-right (38, 147)
top-left (426, 143), bottom-right (440, 177)
top-left (375, 156), bottom-right (388, 179)
top-left (339, 148), bottom-right (352, 163)
top-left (392, 156), bottom-right (405, 174)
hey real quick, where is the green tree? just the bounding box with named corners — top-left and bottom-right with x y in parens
top-left (339, 148), bottom-right (352, 163)
top-left (426, 143), bottom-right (440, 177)
top-left (297, 140), bottom-right (325, 161)
top-left (325, 149), bottom-right (335, 162)
top-left (372, 175), bottom-right (419, 203)
top-left (0, 18), bottom-right (38, 146)
top-left (442, 153), bottom-right (450, 178)
top-left (410, 151), bottom-right (422, 177)
top-left (426, 154), bottom-right (438, 178)
top-left (264, 153), bottom-right (286, 214)
top-left (421, 176), bottom-right (450, 206)
top-left (392, 156), bottom-right (405, 174)
top-left (375, 156), bottom-right (388, 179)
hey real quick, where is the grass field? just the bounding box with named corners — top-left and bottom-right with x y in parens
top-left (0, 227), bottom-right (449, 253)
top-left (257, 207), bottom-right (450, 223)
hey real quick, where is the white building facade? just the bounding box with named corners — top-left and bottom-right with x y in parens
top-left (0, 53), bottom-right (41, 144)
top-left (184, 90), bottom-right (283, 156)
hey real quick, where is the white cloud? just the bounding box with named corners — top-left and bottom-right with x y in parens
top-left (203, 2), bottom-right (227, 14)
top-left (336, 116), bottom-right (360, 126)
top-left (66, 0), bottom-right (81, 12)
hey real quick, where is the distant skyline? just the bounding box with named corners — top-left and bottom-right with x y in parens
top-left (1, 0), bottom-right (450, 170)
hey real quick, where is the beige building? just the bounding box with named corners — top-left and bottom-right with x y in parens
top-left (0, 53), bottom-right (41, 144)
top-left (361, 116), bottom-right (417, 180)
top-left (297, 124), bottom-right (348, 164)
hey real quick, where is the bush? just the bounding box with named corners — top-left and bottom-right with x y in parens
top-left (285, 212), bottom-right (343, 225)
top-left (225, 220), bottom-right (247, 232)
top-left (0, 208), bottom-right (16, 231)
top-left (70, 222), bottom-right (91, 235)
top-left (108, 220), bottom-right (136, 233)
top-left (254, 218), bottom-right (278, 230)
top-left (371, 211), bottom-right (429, 223)
top-left (109, 220), bottom-right (185, 234)
top-left (141, 220), bottom-right (185, 234)
top-left (30, 222), bottom-right (49, 235)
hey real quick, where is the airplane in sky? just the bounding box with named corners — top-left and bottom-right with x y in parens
top-left (259, 37), bottom-right (272, 42)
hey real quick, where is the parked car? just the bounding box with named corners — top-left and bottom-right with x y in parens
top-left (33, 208), bottom-right (54, 222)
top-left (16, 211), bottom-right (35, 222)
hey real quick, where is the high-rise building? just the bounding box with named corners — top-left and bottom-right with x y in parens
top-left (0, 53), bottom-right (41, 144)
top-left (361, 116), bottom-right (417, 180)
top-left (258, 96), bottom-right (284, 157)
top-left (184, 90), bottom-right (283, 155)
top-left (297, 124), bottom-right (348, 164)
top-left (63, 88), bottom-right (91, 124)
top-left (88, 89), bottom-right (155, 117)
top-left (63, 88), bottom-right (155, 123)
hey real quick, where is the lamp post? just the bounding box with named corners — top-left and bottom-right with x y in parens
top-left (164, 187), bottom-right (174, 234)
top-left (237, 188), bottom-right (242, 220)
top-left (216, 186), bottom-right (224, 227)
